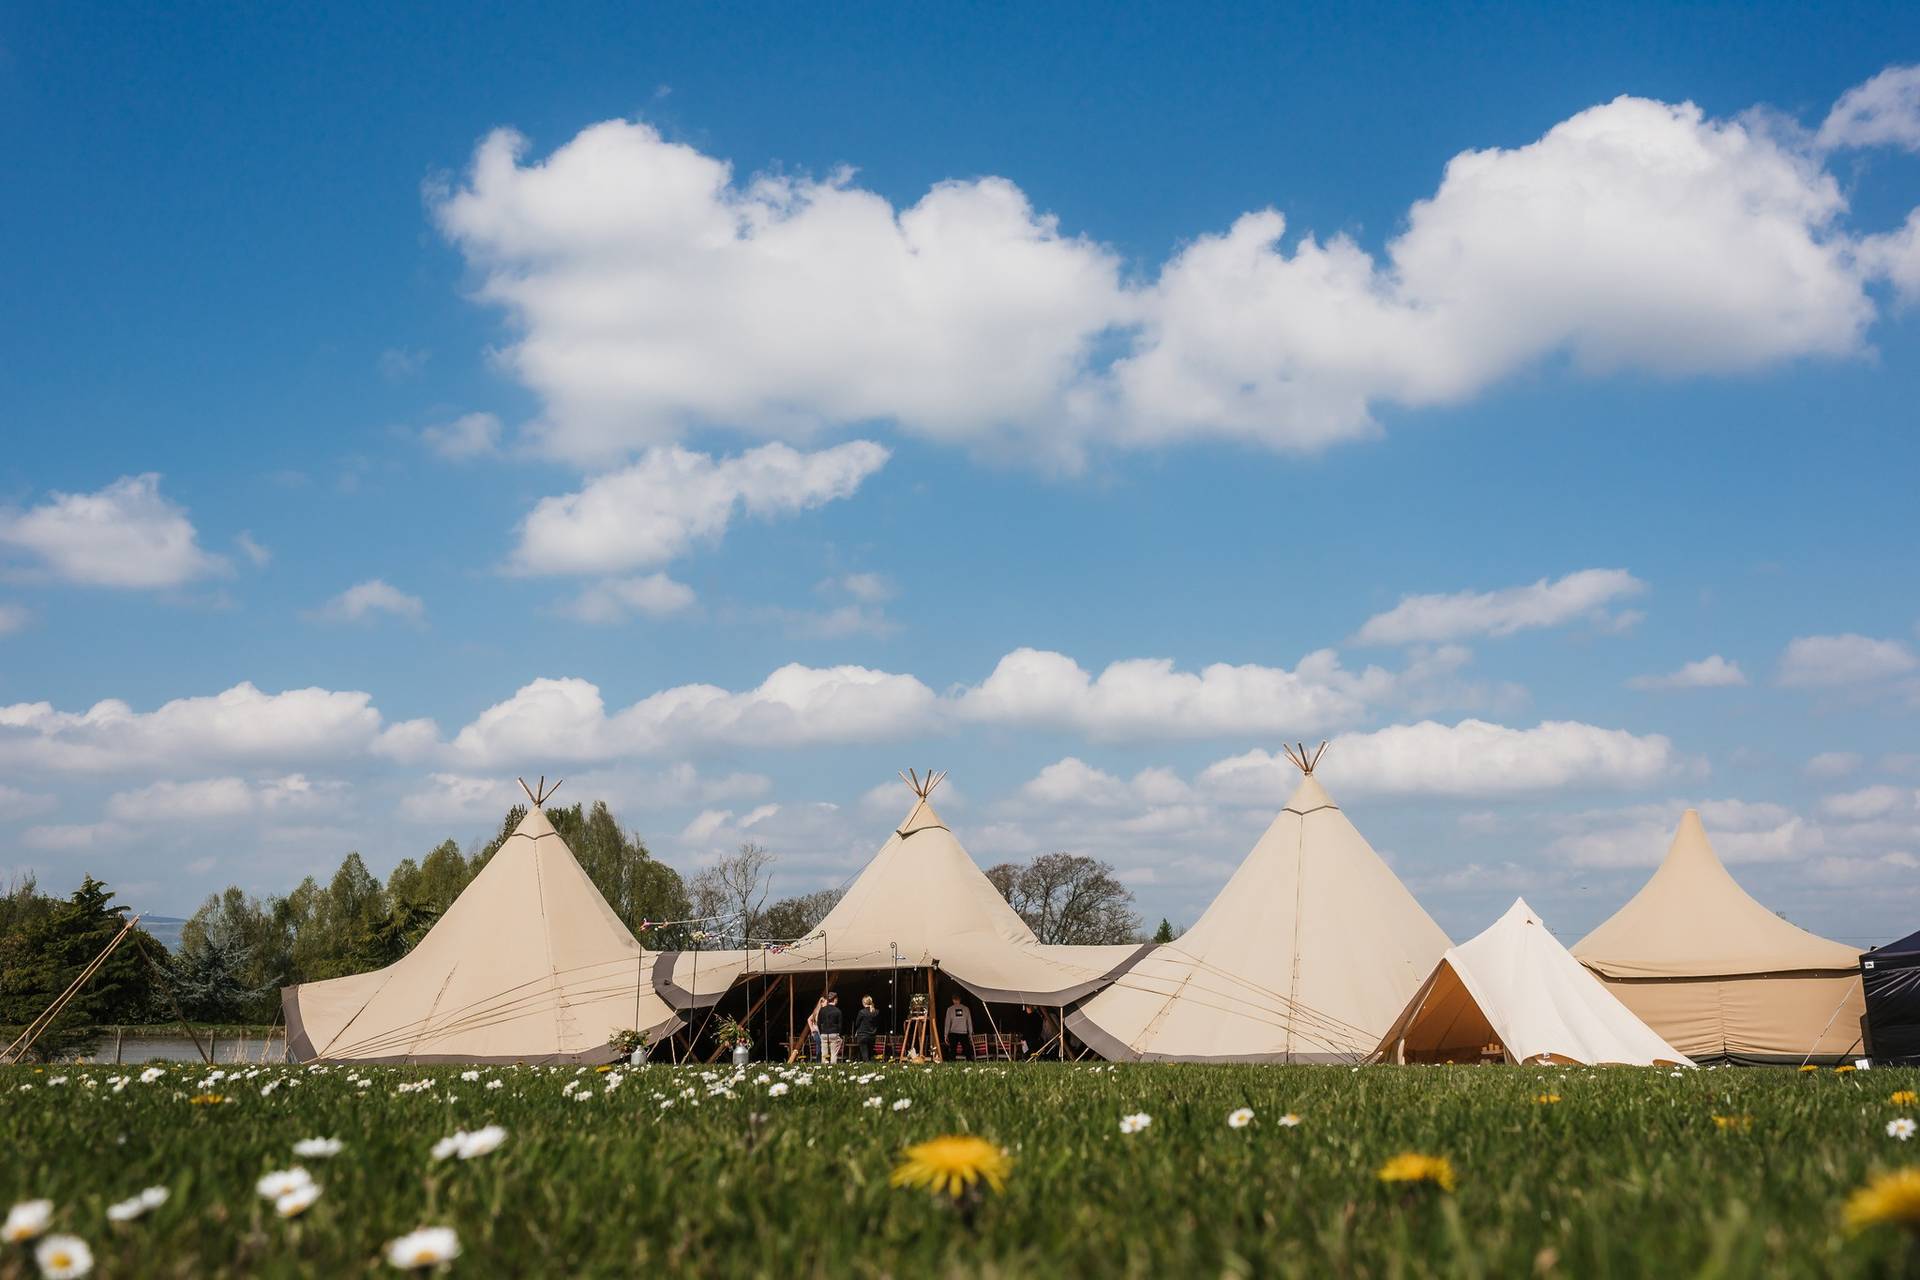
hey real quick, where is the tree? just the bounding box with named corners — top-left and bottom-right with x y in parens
top-left (178, 887), bottom-right (284, 1023)
top-left (0, 875), bottom-right (158, 1059)
top-left (548, 801), bottom-right (691, 943)
top-left (760, 888), bottom-right (843, 943)
top-left (1152, 918), bottom-right (1177, 944)
top-left (690, 843), bottom-right (775, 944)
top-left (170, 925), bottom-right (256, 1023)
top-left (984, 853), bottom-right (1141, 945)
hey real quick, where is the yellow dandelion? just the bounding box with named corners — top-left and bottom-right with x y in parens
top-left (1798, 1064), bottom-right (1821, 1073)
top-left (1534, 1093), bottom-right (1562, 1105)
top-left (1892, 1091), bottom-right (1918, 1106)
top-left (189, 1093), bottom-right (228, 1106)
top-left (1843, 1167), bottom-right (1920, 1233)
top-left (594, 1065), bottom-right (614, 1074)
top-left (1836, 1065), bottom-right (1857, 1074)
top-left (889, 1135), bottom-right (1012, 1198)
top-left (1712, 1114), bottom-right (1753, 1132)
top-left (1377, 1152), bottom-right (1456, 1193)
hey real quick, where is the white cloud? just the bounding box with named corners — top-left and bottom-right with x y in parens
top-left (1201, 719), bottom-right (1677, 801)
top-left (234, 531), bottom-right (272, 568)
top-left (954, 647), bottom-right (1384, 741)
top-left (1821, 785), bottom-right (1919, 822)
top-left (446, 665), bottom-right (938, 767)
top-left (509, 441), bottom-right (888, 575)
top-left (1626, 654), bottom-right (1748, 691)
top-left (558, 573), bottom-right (697, 623)
top-left (0, 603), bottom-right (30, 635)
top-left (106, 774), bottom-right (334, 823)
top-left (1356, 569), bottom-right (1645, 645)
top-left (0, 474), bottom-right (226, 589)
top-left (0, 682), bottom-right (386, 774)
top-left (22, 822), bottom-right (128, 851)
top-left (1818, 64), bottom-right (1920, 152)
top-left (435, 80), bottom-right (1900, 463)
top-left (830, 572), bottom-right (892, 603)
top-left (309, 579), bottom-right (427, 626)
top-left (1805, 751), bottom-right (1862, 779)
top-left (379, 346), bottom-right (430, 380)
top-left (422, 411), bottom-right (503, 460)
top-left (1010, 757), bottom-right (1194, 812)
top-left (1777, 633), bottom-right (1918, 686)
top-left (1861, 211), bottom-right (1920, 304)
top-left (1552, 799), bottom-right (1810, 868)
top-left (0, 784), bottom-right (55, 819)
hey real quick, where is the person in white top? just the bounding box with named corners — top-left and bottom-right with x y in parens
top-left (943, 994), bottom-right (975, 1061)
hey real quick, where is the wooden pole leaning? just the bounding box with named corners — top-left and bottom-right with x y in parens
top-left (2, 914), bottom-right (141, 1065)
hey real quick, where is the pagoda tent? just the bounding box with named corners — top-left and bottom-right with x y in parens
top-left (1571, 809), bottom-right (1865, 1065)
top-left (1376, 898), bottom-right (1689, 1066)
top-left (284, 787), bottom-right (682, 1064)
top-left (650, 773), bottom-right (1149, 1026)
top-left (1861, 926), bottom-right (1920, 1064)
top-left (1068, 745), bottom-right (1451, 1063)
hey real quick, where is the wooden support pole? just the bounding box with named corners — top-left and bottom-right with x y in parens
top-left (2, 915), bottom-right (140, 1065)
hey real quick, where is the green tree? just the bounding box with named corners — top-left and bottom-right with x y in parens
top-left (547, 801), bottom-right (692, 945)
top-left (0, 876), bottom-right (158, 1059)
top-left (759, 888), bottom-right (843, 943)
top-left (1152, 918), bottom-right (1176, 944)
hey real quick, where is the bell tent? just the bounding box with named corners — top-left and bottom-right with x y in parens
top-left (1571, 809), bottom-right (1864, 1064)
top-left (1376, 898), bottom-right (1690, 1066)
top-left (1068, 743), bottom-right (1451, 1063)
top-left (1861, 927), bottom-right (1920, 1065)
top-left (284, 780), bottom-right (683, 1064)
top-left (650, 771), bottom-right (1149, 1035)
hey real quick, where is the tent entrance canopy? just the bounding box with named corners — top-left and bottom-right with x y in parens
top-left (1863, 929), bottom-right (1920, 1063)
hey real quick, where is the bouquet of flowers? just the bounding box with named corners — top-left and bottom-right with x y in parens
top-left (608, 1028), bottom-right (650, 1057)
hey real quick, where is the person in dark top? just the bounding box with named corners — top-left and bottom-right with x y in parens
top-left (851, 995), bottom-right (880, 1061)
top-left (816, 990), bottom-right (845, 1063)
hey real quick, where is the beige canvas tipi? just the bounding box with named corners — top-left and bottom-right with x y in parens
top-left (1377, 898), bottom-right (1690, 1065)
top-left (1069, 745), bottom-right (1451, 1062)
top-left (284, 787), bottom-right (683, 1063)
top-left (1571, 809), bottom-right (1865, 1063)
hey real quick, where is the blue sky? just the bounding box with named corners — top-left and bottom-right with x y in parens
top-left (2, 3), bottom-right (1918, 948)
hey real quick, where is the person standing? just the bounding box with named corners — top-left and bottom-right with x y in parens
top-left (852, 994), bottom-right (880, 1061)
top-left (943, 993), bottom-right (974, 1061)
top-left (817, 991), bottom-right (845, 1064)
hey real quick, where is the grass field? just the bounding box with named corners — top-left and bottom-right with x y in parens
top-left (5, 1059), bottom-right (1920, 1278)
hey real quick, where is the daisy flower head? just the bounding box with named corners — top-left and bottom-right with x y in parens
top-left (1843, 1167), bottom-right (1920, 1233)
top-left (1119, 1112), bottom-right (1152, 1135)
top-left (274, 1183), bottom-right (321, 1218)
top-left (33, 1234), bottom-right (93, 1279)
top-left (864, 1096), bottom-right (883, 1109)
top-left (292, 1137), bottom-right (344, 1159)
top-left (1889, 1118), bottom-right (1918, 1141)
top-left (1277, 1113), bottom-right (1302, 1128)
top-left (1377, 1152), bottom-right (1457, 1193)
top-left (385, 1226), bottom-right (461, 1270)
top-left (138, 1068), bottom-right (164, 1084)
top-left (768, 1083), bottom-right (790, 1098)
top-left (890, 1135), bottom-right (1012, 1198)
top-left (892, 1098), bottom-right (913, 1112)
top-left (1227, 1108), bottom-right (1254, 1129)
top-left (4, 1199), bottom-right (53, 1243)
top-left (104, 1186), bottom-right (168, 1223)
top-left (255, 1169), bottom-right (314, 1201)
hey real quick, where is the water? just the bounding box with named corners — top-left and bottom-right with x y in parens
top-left (82, 1033), bottom-right (287, 1064)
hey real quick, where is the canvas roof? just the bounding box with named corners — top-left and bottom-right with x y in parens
top-left (654, 791), bottom-right (1146, 1008)
top-left (284, 803), bottom-right (682, 1063)
top-left (1572, 809), bottom-right (1860, 979)
top-left (1068, 773), bottom-right (1451, 1062)
top-left (1377, 898), bottom-right (1690, 1066)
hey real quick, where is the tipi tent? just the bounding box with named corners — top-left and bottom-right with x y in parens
top-left (1861, 927), bottom-right (1920, 1064)
top-left (1376, 898), bottom-right (1690, 1066)
top-left (1572, 809), bottom-right (1865, 1064)
top-left (1068, 745), bottom-right (1451, 1063)
top-left (284, 783), bottom-right (683, 1063)
top-left (652, 772), bottom-right (1148, 1015)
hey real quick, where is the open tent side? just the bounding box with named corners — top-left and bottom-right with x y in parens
top-left (284, 781), bottom-right (683, 1064)
top-left (1377, 898), bottom-right (1690, 1066)
top-left (1862, 927), bottom-right (1920, 1064)
top-left (1571, 809), bottom-right (1865, 1065)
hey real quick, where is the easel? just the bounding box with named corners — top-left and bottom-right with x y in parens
top-left (901, 1012), bottom-right (932, 1061)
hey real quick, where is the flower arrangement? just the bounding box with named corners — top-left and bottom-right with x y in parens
top-left (713, 1017), bottom-right (753, 1050)
top-left (608, 1028), bottom-right (650, 1057)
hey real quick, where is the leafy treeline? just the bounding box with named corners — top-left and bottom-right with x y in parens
top-left (0, 875), bottom-right (163, 1058)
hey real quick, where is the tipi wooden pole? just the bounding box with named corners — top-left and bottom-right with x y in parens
top-left (2, 914), bottom-right (140, 1064)
top-left (927, 968), bottom-right (941, 1062)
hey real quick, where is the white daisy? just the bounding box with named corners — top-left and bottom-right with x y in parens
top-left (863, 1096), bottom-right (883, 1109)
top-left (274, 1184), bottom-right (321, 1218)
top-left (138, 1068), bottom-right (164, 1084)
top-left (1227, 1107), bottom-right (1254, 1129)
top-left (459, 1070), bottom-right (480, 1082)
top-left (1889, 1117), bottom-right (1918, 1141)
top-left (385, 1226), bottom-right (461, 1270)
top-left (456, 1125), bottom-right (508, 1159)
top-left (293, 1137), bottom-right (344, 1159)
top-left (484, 1079), bottom-right (504, 1090)
top-left (1277, 1113), bottom-right (1302, 1127)
top-left (3, 1199), bottom-right (53, 1243)
top-left (255, 1169), bottom-right (314, 1201)
top-left (1119, 1112), bottom-right (1152, 1135)
top-left (891, 1098), bottom-right (913, 1112)
top-left (767, 1083), bottom-right (790, 1097)
top-left (104, 1186), bottom-right (167, 1223)
top-left (34, 1234), bottom-right (93, 1279)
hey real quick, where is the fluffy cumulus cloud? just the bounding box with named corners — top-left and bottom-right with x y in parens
top-left (1820, 785), bottom-right (1920, 822)
top-left (309, 579), bottom-right (427, 626)
top-left (1200, 719), bottom-right (1678, 801)
top-left (446, 665), bottom-right (939, 767)
top-left (435, 73), bottom-right (1914, 463)
top-left (557, 573), bottom-right (697, 623)
top-left (954, 647), bottom-right (1390, 741)
top-left (0, 683), bottom-right (387, 773)
top-left (509, 441), bottom-right (888, 576)
top-left (1626, 654), bottom-right (1748, 691)
top-left (106, 774), bottom-right (335, 823)
top-left (1818, 64), bottom-right (1920, 152)
top-left (0, 474), bottom-right (226, 589)
top-left (1356, 569), bottom-right (1644, 646)
top-left (1776, 633), bottom-right (1918, 687)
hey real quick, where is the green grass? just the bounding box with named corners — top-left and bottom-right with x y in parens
top-left (4, 1061), bottom-right (1919, 1278)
